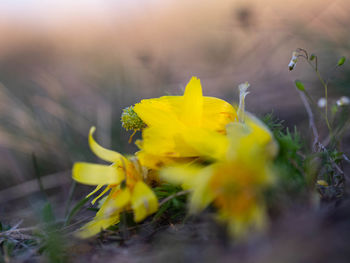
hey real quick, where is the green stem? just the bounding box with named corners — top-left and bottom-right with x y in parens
top-left (64, 181), bottom-right (77, 218)
top-left (306, 60), bottom-right (332, 134)
top-left (303, 90), bottom-right (328, 122)
top-left (320, 77), bottom-right (332, 134)
top-left (32, 153), bottom-right (48, 200)
top-left (120, 211), bottom-right (129, 240)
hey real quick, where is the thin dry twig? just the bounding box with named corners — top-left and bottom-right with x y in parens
top-left (343, 154), bottom-right (350, 163)
top-left (0, 226), bottom-right (37, 236)
top-left (298, 91), bottom-right (319, 152)
top-left (159, 190), bottom-right (191, 207)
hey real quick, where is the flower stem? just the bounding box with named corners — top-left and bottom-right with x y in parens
top-left (306, 60), bottom-right (332, 134)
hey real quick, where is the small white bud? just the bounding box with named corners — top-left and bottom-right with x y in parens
top-left (336, 96), bottom-right (350, 106)
top-left (317, 98), bottom-right (327, 108)
top-left (288, 51), bottom-right (299, 71)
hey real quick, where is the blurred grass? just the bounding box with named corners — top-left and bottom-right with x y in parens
top-left (0, 0), bottom-right (350, 261)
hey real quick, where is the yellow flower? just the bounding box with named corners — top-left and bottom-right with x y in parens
top-left (72, 127), bottom-right (158, 238)
top-left (209, 157), bottom-right (273, 237)
top-left (160, 111), bottom-right (276, 238)
top-left (133, 77), bottom-right (237, 169)
top-left (161, 152), bottom-right (273, 238)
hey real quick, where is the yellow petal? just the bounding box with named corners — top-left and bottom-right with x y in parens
top-left (136, 150), bottom-right (195, 170)
top-left (133, 77), bottom-right (237, 161)
top-left (76, 187), bottom-right (132, 238)
top-left (225, 203), bottom-right (266, 238)
top-left (136, 150), bottom-right (173, 170)
top-left (140, 126), bottom-right (198, 157)
top-left (189, 166), bottom-right (215, 214)
top-left (134, 97), bottom-right (182, 128)
top-left (181, 76), bottom-right (203, 126)
top-left (182, 128), bottom-right (229, 161)
top-left (224, 113), bottom-right (278, 161)
top-left (111, 188), bottom-right (131, 210)
top-left (76, 188), bottom-right (122, 238)
top-left (72, 162), bottom-right (125, 186)
top-left (161, 164), bottom-right (214, 213)
top-left (89, 126), bottom-right (126, 163)
top-left (131, 181), bottom-right (158, 222)
top-left (134, 94), bottom-right (236, 131)
top-left (75, 216), bottom-right (119, 238)
top-left (201, 97), bottom-right (236, 132)
top-left (94, 188), bottom-right (130, 218)
top-left (159, 165), bottom-right (201, 187)
top-left (244, 113), bottom-right (278, 158)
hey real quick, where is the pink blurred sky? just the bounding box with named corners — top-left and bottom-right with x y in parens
top-left (0, 0), bottom-right (168, 26)
top-left (0, 0), bottom-right (347, 26)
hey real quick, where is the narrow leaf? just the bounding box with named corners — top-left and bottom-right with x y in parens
top-left (64, 197), bottom-right (90, 226)
top-left (295, 80), bottom-right (305, 91)
top-left (337, 56), bottom-right (346, 66)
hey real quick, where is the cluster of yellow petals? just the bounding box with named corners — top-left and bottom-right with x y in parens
top-left (72, 127), bottom-right (158, 238)
top-left (133, 77), bottom-right (237, 170)
top-left (72, 76), bottom-right (278, 238)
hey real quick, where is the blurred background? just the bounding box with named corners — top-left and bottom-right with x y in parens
top-left (0, 0), bottom-right (349, 225)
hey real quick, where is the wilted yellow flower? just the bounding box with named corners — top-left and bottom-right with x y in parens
top-left (161, 122), bottom-right (275, 237)
top-left (72, 127), bottom-right (158, 238)
top-left (133, 77), bottom-right (237, 169)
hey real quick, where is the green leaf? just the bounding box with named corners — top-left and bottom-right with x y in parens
top-left (295, 80), bottom-right (305, 91)
top-left (337, 56), bottom-right (346, 66)
top-left (331, 104), bottom-right (338, 116)
top-left (152, 201), bottom-right (171, 222)
top-left (42, 202), bottom-right (55, 223)
top-left (64, 197), bottom-right (90, 226)
top-left (310, 54), bottom-right (316, 61)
